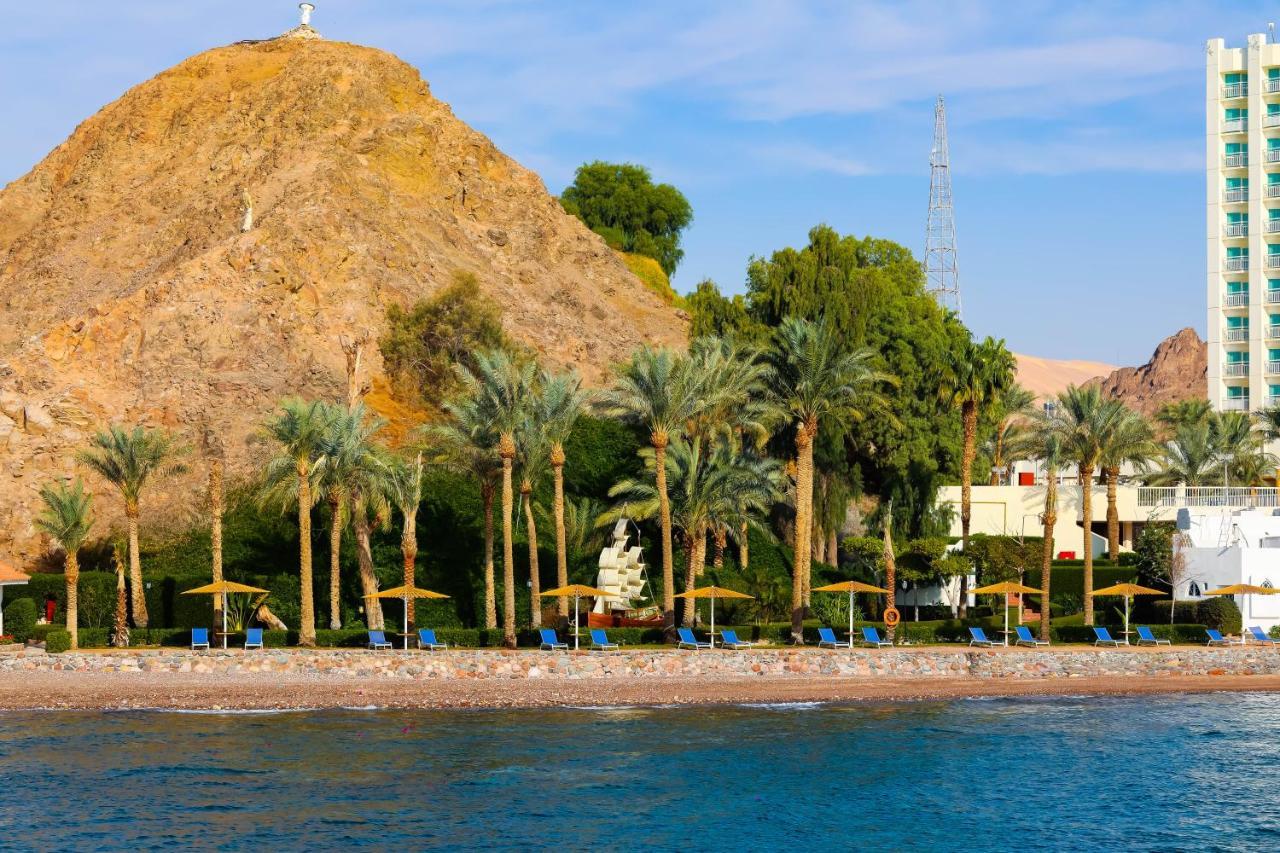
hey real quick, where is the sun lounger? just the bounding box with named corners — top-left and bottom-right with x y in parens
top-left (539, 628), bottom-right (568, 650)
top-left (968, 627), bottom-right (997, 647)
top-left (1093, 626), bottom-right (1124, 647)
top-left (417, 629), bottom-right (448, 651)
top-left (817, 627), bottom-right (845, 649)
top-left (1136, 626), bottom-right (1170, 646)
top-left (191, 627), bottom-right (210, 651)
top-left (862, 626), bottom-right (891, 648)
top-left (677, 627), bottom-right (711, 650)
top-left (1247, 626), bottom-right (1276, 646)
top-left (589, 628), bottom-right (620, 651)
top-left (244, 627), bottom-right (264, 650)
top-left (1015, 626), bottom-right (1049, 647)
top-left (367, 630), bottom-right (392, 650)
top-left (719, 629), bottom-right (754, 649)
top-left (1206, 629), bottom-right (1232, 647)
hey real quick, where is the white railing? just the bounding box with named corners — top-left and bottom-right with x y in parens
top-left (1269, 360), bottom-right (1280, 374)
top-left (1225, 255), bottom-right (1249, 270)
top-left (1227, 222), bottom-right (1249, 237)
top-left (1267, 290), bottom-right (1280, 304)
top-left (1267, 324), bottom-right (1280, 339)
top-left (1223, 398), bottom-right (1251, 411)
top-left (1268, 254), bottom-right (1280, 269)
top-left (1225, 152), bottom-right (1248, 167)
top-left (1137, 486), bottom-right (1279, 508)
top-left (1225, 118), bottom-right (1248, 133)
top-left (1269, 185), bottom-right (1280, 198)
top-left (1270, 79), bottom-right (1280, 94)
top-left (1224, 361), bottom-right (1249, 376)
top-left (1224, 83), bottom-right (1248, 98)
top-left (1226, 188), bottom-right (1250, 202)
top-left (1226, 326), bottom-right (1249, 341)
top-left (1267, 114), bottom-right (1280, 128)
top-left (1224, 291), bottom-right (1249, 306)
top-left (1271, 395), bottom-right (1280, 407)
top-left (1270, 149), bottom-right (1280, 163)
top-left (1268, 219), bottom-right (1280, 234)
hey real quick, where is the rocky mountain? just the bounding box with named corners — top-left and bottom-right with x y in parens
top-left (1095, 328), bottom-right (1206, 416)
top-left (0, 29), bottom-right (687, 560)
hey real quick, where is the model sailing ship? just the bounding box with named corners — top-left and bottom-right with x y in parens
top-left (588, 519), bottom-right (662, 627)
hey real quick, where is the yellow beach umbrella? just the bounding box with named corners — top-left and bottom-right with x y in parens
top-left (1203, 584), bottom-right (1280, 645)
top-left (674, 586), bottom-right (753, 648)
top-left (814, 580), bottom-right (890, 648)
top-left (541, 584), bottom-right (611, 650)
top-left (969, 581), bottom-right (1044, 646)
top-left (1089, 583), bottom-right (1166, 643)
top-left (182, 580), bottom-right (269, 649)
top-left (364, 585), bottom-right (451, 650)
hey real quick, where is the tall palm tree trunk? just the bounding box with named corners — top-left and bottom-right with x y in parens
top-left (210, 459), bottom-right (224, 634)
top-left (883, 524), bottom-right (897, 642)
top-left (297, 461), bottom-right (316, 646)
top-left (112, 546), bottom-right (129, 648)
top-left (959, 400), bottom-right (977, 618)
top-left (792, 422), bottom-right (816, 643)
top-left (65, 552), bottom-right (80, 650)
top-left (328, 492), bottom-right (344, 630)
top-left (713, 528), bottom-right (726, 571)
top-left (481, 481), bottom-right (497, 630)
top-left (1104, 465), bottom-right (1120, 559)
top-left (353, 508), bottom-right (384, 631)
top-left (551, 448), bottom-right (569, 617)
top-left (402, 526), bottom-right (417, 634)
top-left (1080, 464), bottom-right (1096, 625)
top-left (125, 500), bottom-right (148, 627)
top-left (500, 435), bottom-right (517, 648)
top-left (683, 528), bottom-right (707, 627)
top-left (653, 432), bottom-right (676, 639)
top-left (738, 521), bottom-right (749, 571)
top-left (522, 482), bottom-right (542, 629)
top-left (827, 528), bottom-right (838, 568)
top-left (1038, 471), bottom-right (1057, 642)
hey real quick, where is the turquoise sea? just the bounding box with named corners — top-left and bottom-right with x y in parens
top-left (2, 693), bottom-right (1279, 850)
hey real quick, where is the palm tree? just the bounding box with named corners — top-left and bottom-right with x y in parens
top-left (260, 399), bottom-right (335, 646)
top-left (1155, 398), bottom-right (1211, 436)
top-left (1258, 404), bottom-right (1280, 444)
top-left (454, 351), bottom-right (534, 648)
top-left (1099, 407), bottom-right (1158, 558)
top-left (534, 370), bottom-right (592, 618)
top-left (201, 427), bottom-right (226, 633)
top-left (597, 346), bottom-right (707, 637)
top-left (987, 384), bottom-right (1035, 485)
top-left (515, 400), bottom-right (550, 628)
top-left (385, 452), bottom-right (425, 631)
top-left (1147, 422), bottom-right (1223, 486)
top-left (35, 479), bottom-right (94, 650)
top-left (765, 318), bottom-right (893, 643)
top-left (1027, 415), bottom-right (1064, 642)
top-left (79, 425), bottom-right (187, 628)
top-left (938, 336), bottom-right (1015, 616)
top-left (1046, 385), bottom-right (1125, 625)
top-left (433, 407), bottom-right (501, 629)
top-left (110, 537), bottom-right (129, 648)
top-left (1209, 410), bottom-right (1261, 485)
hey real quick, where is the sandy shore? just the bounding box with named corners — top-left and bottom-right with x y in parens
top-left (3, 670), bottom-right (1280, 711)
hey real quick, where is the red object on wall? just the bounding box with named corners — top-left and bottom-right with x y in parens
top-left (1057, 551), bottom-right (1076, 560)
top-left (1018, 472), bottom-right (1035, 486)
top-left (44, 598), bottom-right (56, 623)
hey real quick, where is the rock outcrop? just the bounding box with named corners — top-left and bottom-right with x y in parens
top-left (0, 34), bottom-right (687, 560)
top-left (1095, 328), bottom-right (1207, 416)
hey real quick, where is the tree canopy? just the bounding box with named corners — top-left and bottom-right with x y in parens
top-left (560, 161), bottom-right (693, 276)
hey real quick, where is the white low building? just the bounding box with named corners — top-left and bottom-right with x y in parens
top-left (1178, 507), bottom-right (1280, 634)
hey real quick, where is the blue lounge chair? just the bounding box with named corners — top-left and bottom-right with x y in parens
top-left (367, 630), bottom-right (392, 650)
top-left (244, 628), bottom-right (264, 650)
top-left (1136, 626), bottom-right (1170, 646)
top-left (817, 627), bottom-right (845, 649)
top-left (1247, 626), bottom-right (1276, 646)
top-left (677, 627), bottom-right (711, 650)
top-left (862, 626), bottom-right (891, 648)
top-left (1206, 629), bottom-right (1232, 647)
top-left (968, 627), bottom-right (997, 647)
top-left (539, 628), bottom-right (568, 650)
top-left (417, 629), bottom-right (448, 651)
top-left (191, 627), bottom-right (210, 651)
top-left (589, 628), bottom-right (620, 651)
top-left (1015, 626), bottom-right (1048, 647)
top-left (719, 629), bottom-right (754, 649)
top-left (1093, 626), bottom-right (1124, 647)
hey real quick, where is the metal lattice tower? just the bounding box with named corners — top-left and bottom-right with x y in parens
top-left (925, 95), bottom-right (962, 318)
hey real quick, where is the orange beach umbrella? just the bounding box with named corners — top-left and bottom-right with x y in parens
top-left (541, 584), bottom-right (611, 650)
top-left (813, 580), bottom-right (890, 648)
top-left (364, 585), bottom-right (450, 650)
top-left (1089, 583), bottom-right (1165, 641)
top-left (182, 580), bottom-right (269, 649)
top-left (674, 586), bottom-right (753, 648)
top-left (969, 581), bottom-right (1044, 645)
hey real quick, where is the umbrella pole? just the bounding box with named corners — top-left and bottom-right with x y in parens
top-left (222, 592), bottom-right (228, 650)
top-left (1125, 596), bottom-right (1130, 646)
top-left (710, 598), bottom-right (715, 649)
top-left (574, 595), bottom-right (579, 652)
top-left (1003, 594), bottom-right (1009, 647)
top-left (848, 590), bottom-right (854, 649)
top-left (404, 595), bottom-right (409, 651)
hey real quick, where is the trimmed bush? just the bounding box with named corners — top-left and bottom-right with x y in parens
top-left (2, 598), bottom-right (38, 643)
top-left (1196, 597), bottom-right (1242, 634)
top-left (1050, 623), bottom-right (1207, 644)
top-left (44, 630), bottom-right (72, 653)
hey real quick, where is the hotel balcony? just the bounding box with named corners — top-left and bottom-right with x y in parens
top-left (1267, 324), bottom-right (1280, 339)
top-left (1224, 292), bottom-right (1249, 307)
top-left (1267, 114), bottom-right (1280, 128)
top-left (1225, 152), bottom-right (1249, 167)
top-left (1224, 83), bottom-right (1248, 98)
top-left (1269, 290), bottom-right (1280, 304)
top-left (1224, 118), bottom-right (1248, 133)
top-left (1269, 360), bottom-right (1280, 374)
top-left (1223, 361), bottom-right (1249, 376)
top-left (1225, 256), bottom-right (1249, 271)
top-left (1269, 149), bottom-right (1280, 163)
top-left (1268, 219), bottom-right (1280, 234)
top-left (1270, 79), bottom-right (1280, 94)
top-left (1227, 188), bottom-right (1250, 202)
top-left (1225, 327), bottom-right (1250, 342)
top-left (1222, 398), bottom-right (1251, 411)
top-left (1269, 185), bottom-right (1280, 199)
top-left (1138, 486), bottom-right (1278, 508)
top-left (1267, 255), bottom-right (1280, 269)
top-left (1226, 222), bottom-right (1249, 237)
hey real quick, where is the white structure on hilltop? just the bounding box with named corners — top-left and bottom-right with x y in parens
top-left (1179, 507), bottom-right (1280, 633)
top-left (1206, 27), bottom-right (1280, 414)
top-left (592, 520), bottom-right (649, 616)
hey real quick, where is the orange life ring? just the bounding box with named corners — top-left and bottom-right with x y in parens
top-left (883, 607), bottom-right (901, 627)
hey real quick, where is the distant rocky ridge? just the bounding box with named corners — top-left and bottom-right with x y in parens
top-left (1094, 327), bottom-right (1207, 417)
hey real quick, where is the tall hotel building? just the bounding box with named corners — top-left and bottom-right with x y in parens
top-left (1207, 31), bottom-right (1280, 412)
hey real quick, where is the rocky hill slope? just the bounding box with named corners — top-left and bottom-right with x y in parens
top-left (1094, 328), bottom-right (1206, 416)
top-left (0, 32), bottom-right (686, 560)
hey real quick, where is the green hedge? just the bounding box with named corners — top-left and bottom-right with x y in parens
top-left (2, 598), bottom-right (37, 642)
top-left (1049, 624), bottom-right (1208, 644)
top-left (44, 630), bottom-right (72, 653)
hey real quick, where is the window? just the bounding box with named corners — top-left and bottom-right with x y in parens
top-left (1227, 142), bottom-right (1247, 154)
top-left (1271, 69), bottom-right (1280, 80)
top-left (1228, 72), bottom-right (1247, 84)
top-left (1227, 176), bottom-right (1247, 189)
top-left (1188, 581), bottom-right (1202, 597)
top-left (1269, 103), bottom-right (1280, 117)
top-left (1270, 138), bottom-right (1280, 151)
top-left (1227, 107), bottom-right (1248, 121)
top-left (1270, 349), bottom-right (1280, 360)
top-left (1228, 280), bottom-right (1247, 293)
top-left (1228, 211), bottom-right (1248, 223)
top-left (1228, 246), bottom-right (1248, 257)
top-left (1228, 315), bottom-right (1247, 328)
top-left (1270, 385), bottom-right (1280, 396)
top-left (1270, 279), bottom-right (1280, 291)
top-left (1268, 173), bottom-right (1280, 186)
top-left (1228, 387), bottom-right (1248, 399)
top-left (1227, 350), bottom-right (1246, 363)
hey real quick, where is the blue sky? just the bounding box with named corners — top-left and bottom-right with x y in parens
top-left (5, 2), bottom-right (1280, 364)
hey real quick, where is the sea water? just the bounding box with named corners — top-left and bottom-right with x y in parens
top-left (2, 693), bottom-right (1279, 850)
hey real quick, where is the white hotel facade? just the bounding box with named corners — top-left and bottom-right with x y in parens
top-left (1207, 31), bottom-right (1280, 413)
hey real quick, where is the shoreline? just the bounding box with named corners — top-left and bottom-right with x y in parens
top-left (4, 670), bottom-right (1280, 712)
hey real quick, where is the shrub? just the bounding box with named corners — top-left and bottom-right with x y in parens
top-left (1196, 597), bottom-right (1242, 634)
top-left (44, 630), bottom-right (72, 653)
top-left (1050, 623), bottom-right (1207, 644)
top-left (1117, 552), bottom-right (1141, 567)
top-left (2, 598), bottom-right (37, 643)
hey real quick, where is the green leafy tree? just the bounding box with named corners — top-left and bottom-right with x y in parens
top-left (1155, 399), bottom-right (1211, 436)
top-left (686, 280), bottom-right (769, 344)
top-left (35, 479), bottom-right (94, 649)
top-left (1099, 407), bottom-right (1158, 558)
top-left (560, 161), bottom-right (693, 275)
